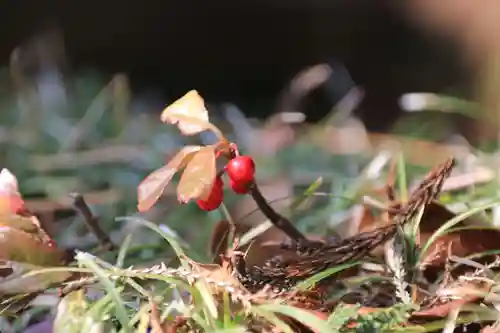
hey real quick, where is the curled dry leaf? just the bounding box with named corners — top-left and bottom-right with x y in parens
top-left (160, 90), bottom-right (211, 136)
top-left (137, 145), bottom-right (202, 212)
top-left (0, 214), bottom-right (65, 270)
top-left (177, 145), bottom-right (217, 203)
top-left (1, 214), bottom-right (40, 234)
top-left (0, 223), bottom-right (66, 266)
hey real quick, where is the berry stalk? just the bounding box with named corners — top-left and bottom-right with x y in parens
top-left (248, 181), bottom-right (308, 242)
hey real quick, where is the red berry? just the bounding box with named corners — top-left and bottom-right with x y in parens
top-left (229, 178), bottom-right (250, 194)
top-left (196, 177), bottom-right (224, 211)
top-left (226, 156), bottom-right (255, 185)
top-left (212, 176), bottom-right (223, 189)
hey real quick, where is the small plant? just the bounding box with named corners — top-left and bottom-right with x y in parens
top-left (137, 89), bottom-right (309, 242)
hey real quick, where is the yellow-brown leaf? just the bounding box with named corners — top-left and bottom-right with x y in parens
top-left (177, 145), bottom-right (217, 203)
top-left (137, 145), bottom-right (202, 212)
top-left (160, 90), bottom-right (211, 136)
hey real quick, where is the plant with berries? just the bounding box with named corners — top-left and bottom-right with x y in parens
top-left (137, 90), bottom-right (307, 241)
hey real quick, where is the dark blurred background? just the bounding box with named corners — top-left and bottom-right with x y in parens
top-left (0, 0), bottom-right (470, 130)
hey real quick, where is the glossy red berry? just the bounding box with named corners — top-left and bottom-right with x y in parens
top-left (229, 178), bottom-right (250, 194)
top-left (226, 156), bottom-right (255, 185)
top-left (196, 176), bottom-right (224, 211)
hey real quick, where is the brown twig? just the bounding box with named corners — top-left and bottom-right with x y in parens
top-left (248, 182), bottom-right (307, 242)
top-left (69, 192), bottom-right (116, 251)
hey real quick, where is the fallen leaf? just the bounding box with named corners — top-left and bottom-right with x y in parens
top-left (412, 296), bottom-right (479, 319)
top-left (177, 145), bottom-right (217, 203)
top-left (0, 224), bottom-right (66, 266)
top-left (415, 203), bottom-right (500, 273)
top-left (0, 261), bottom-right (71, 295)
top-left (160, 90), bottom-right (211, 136)
top-left (0, 214), bottom-right (39, 234)
top-left (137, 145), bottom-right (202, 212)
top-left (349, 205), bottom-right (380, 238)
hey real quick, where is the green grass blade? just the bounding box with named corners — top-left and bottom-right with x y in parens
top-left (116, 233), bottom-right (132, 268)
top-left (249, 307), bottom-right (294, 333)
top-left (116, 217), bottom-right (188, 266)
top-left (257, 303), bottom-right (333, 333)
top-left (397, 153), bottom-right (408, 203)
top-left (294, 261), bottom-right (361, 291)
top-left (76, 251), bottom-right (131, 333)
top-left (194, 280), bottom-right (218, 319)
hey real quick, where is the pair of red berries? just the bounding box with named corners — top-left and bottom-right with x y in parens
top-left (196, 155), bottom-right (255, 211)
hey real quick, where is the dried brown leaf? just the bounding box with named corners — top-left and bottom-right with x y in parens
top-left (160, 90), bottom-right (210, 135)
top-left (0, 214), bottom-right (39, 234)
top-left (0, 223), bottom-right (66, 266)
top-left (210, 220), bottom-right (246, 264)
top-left (353, 205), bottom-right (379, 236)
top-left (177, 145), bottom-right (217, 203)
top-left (137, 145), bottom-right (202, 212)
top-left (412, 294), bottom-right (480, 319)
top-left (415, 203), bottom-right (500, 272)
top-left (209, 220), bottom-right (290, 266)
